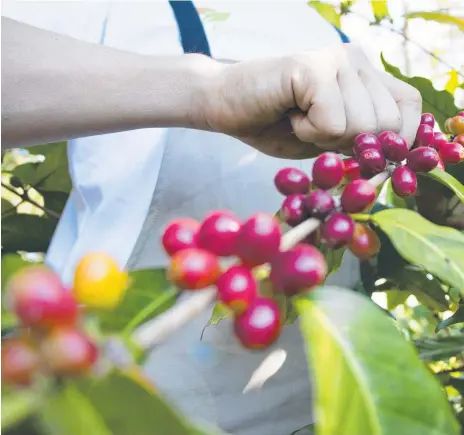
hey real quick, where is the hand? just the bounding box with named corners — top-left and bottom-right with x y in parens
top-left (198, 44), bottom-right (422, 159)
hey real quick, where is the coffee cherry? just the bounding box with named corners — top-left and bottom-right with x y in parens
top-left (274, 168), bottom-right (310, 196)
top-left (458, 111), bottom-right (464, 117)
top-left (320, 213), bottom-right (355, 249)
top-left (377, 131), bottom-right (393, 143)
top-left (40, 327), bottom-right (98, 376)
top-left (280, 194), bottom-right (308, 227)
top-left (303, 190), bottom-right (335, 220)
top-left (354, 133), bottom-right (381, 157)
top-left (446, 116), bottom-right (464, 135)
top-left (270, 244), bottom-right (327, 296)
top-left (454, 134), bottom-right (464, 146)
top-left (407, 147), bottom-right (439, 173)
top-left (312, 152), bottom-right (344, 189)
top-left (348, 224), bottom-right (381, 260)
top-left (2, 338), bottom-right (39, 386)
top-left (233, 297), bottom-right (281, 350)
top-left (162, 218), bottom-right (199, 257)
top-left (391, 166), bottom-right (417, 197)
top-left (436, 156), bottom-right (445, 171)
top-left (168, 248), bottom-right (220, 290)
top-left (341, 179), bottom-right (376, 213)
top-left (235, 213), bottom-right (281, 267)
top-left (216, 265), bottom-right (257, 314)
top-left (379, 131), bottom-right (408, 162)
top-left (73, 253), bottom-right (129, 310)
top-left (197, 212), bottom-right (241, 257)
top-left (431, 132), bottom-right (448, 151)
top-left (358, 148), bottom-right (386, 176)
top-left (420, 113), bottom-right (435, 128)
top-left (7, 266), bottom-right (78, 329)
top-left (343, 158), bottom-right (361, 181)
top-left (415, 124), bottom-right (434, 147)
top-left (439, 142), bottom-right (464, 164)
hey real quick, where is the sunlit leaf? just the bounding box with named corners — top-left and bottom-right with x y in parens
top-left (406, 11), bottom-right (464, 31)
top-left (308, 1), bottom-right (341, 28)
top-left (437, 304), bottom-right (464, 332)
top-left (445, 70), bottom-right (461, 94)
top-left (420, 169), bottom-right (464, 204)
top-left (370, 0), bottom-right (389, 22)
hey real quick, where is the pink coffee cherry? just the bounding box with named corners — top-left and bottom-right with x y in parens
top-left (303, 190), bottom-right (335, 220)
top-left (379, 131), bottom-right (409, 163)
top-left (343, 158), bottom-right (361, 181)
top-left (439, 142), bottom-right (464, 165)
top-left (354, 133), bottom-right (382, 157)
top-left (431, 132), bottom-right (448, 151)
top-left (280, 194), bottom-right (308, 227)
top-left (358, 148), bottom-right (387, 176)
top-left (274, 168), bottom-right (311, 196)
top-left (407, 147), bottom-right (440, 173)
top-left (197, 212), bottom-right (241, 257)
top-left (340, 179), bottom-right (376, 213)
top-left (162, 218), bottom-right (200, 257)
top-left (320, 213), bottom-right (355, 249)
top-left (391, 166), bottom-right (417, 197)
top-left (312, 152), bottom-right (344, 189)
top-left (377, 131), bottom-right (394, 143)
top-left (420, 113), bottom-right (435, 128)
top-left (414, 124), bottom-right (434, 147)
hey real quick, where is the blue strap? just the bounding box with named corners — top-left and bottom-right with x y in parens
top-left (333, 25), bottom-right (350, 43)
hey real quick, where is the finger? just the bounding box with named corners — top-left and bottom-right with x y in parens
top-left (380, 72), bottom-right (422, 147)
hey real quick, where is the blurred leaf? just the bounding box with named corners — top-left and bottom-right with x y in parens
top-left (2, 198), bottom-right (17, 217)
top-left (308, 1), bottom-right (341, 28)
top-left (208, 303), bottom-right (231, 326)
top-left (406, 11), bottom-right (464, 31)
top-left (320, 245), bottom-right (345, 276)
top-left (437, 305), bottom-right (464, 332)
top-left (370, 0), bottom-right (390, 22)
top-left (1, 388), bottom-right (42, 430)
top-left (296, 286), bottom-right (459, 435)
top-left (420, 169), bottom-right (464, 204)
top-left (445, 70), bottom-right (461, 94)
top-left (381, 54), bottom-right (459, 131)
top-left (385, 290), bottom-right (409, 310)
top-left (40, 190), bottom-right (69, 215)
top-left (416, 336), bottom-right (464, 361)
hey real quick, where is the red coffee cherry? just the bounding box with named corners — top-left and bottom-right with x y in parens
top-left (2, 338), bottom-right (40, 386)
top-left (216, 265), bottom-right (257, 315)
top-left (168, 248), bottom-right (221, 290)
top-left (7, 265), bottom-right (78, 329)
top-left (454, 134), bottom-right (464, 146)
top-left (414, 124), bottom-right (434, 147)
top-left (391, 166), bottom-right (417, 197)
top-left (162, 218), bottom-right (199, 257)
top-left (348, 223), bottom-right (381, 260)
top-left (343, 158), bottom-right (361, 181)
top-left (377, 131), bottom-right (393, 143)
top-left (436, 156), bottom-right (445, 171)
top-left (439, 142), bottom-right (464, 165)
top-left (431, 132), bottom-right (448, 151)
top-left (340, 179), bottom-right (376, 213)
top-left (233, 297), bottom-right (281, 350)
top-left (445, 116), bottom-right (464, 135)
top-left (235, 213), bottom-right (282, 267)
top-left (312, 152), bottom-right (344, 189)
top-left (420, 113), bottom-right (435, 128)
top-left (270, 244), bottom-right (327, 296)
top-left (379, 131), bottom-right (408, 162)
top-left (280, 194), bottom-right (308, 227)
top-left (358, 148), bottom-right (386, 176)
top-left (320, 213), bottom-right (355, 249)
top-left (40, 327), bottom-right (98, 376)
top-left (274, 168), bottom-right (310, 196)
top-left (407, 147), bottom-right (439, 173)
top-left (354, 133), bottom-right (382, 157)
top-left (197, 212), bottom-right (241, 257)
top-left (303, 190), bottom-right (335, 220)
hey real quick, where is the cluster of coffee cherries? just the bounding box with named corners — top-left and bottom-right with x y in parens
top-left (163, 211), bottom-right (328, 349)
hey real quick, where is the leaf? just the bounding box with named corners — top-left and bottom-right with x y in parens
top-left (383, 179), bottom-right (408, 208)
top-left (406, 11), bottom-right (464, 31)
top-left (437, 305), bottom-right (464, 332)
top-left (1, 388), bottom-right (42, 430)
top-left (445, 70), bottom-right (461, 95)
top-left (370, 0), bottom-right (389, 22)
top-left (308, 1), bottom-right (341, 28)
top-left (415, 336), bottom-right (464, 361)
top-left (296, 286), bottom-right (460, 435)
top-left (40, 190), bottom-right (69, 215)
top-left (384, 289), bottom-right (409, 310)
top-left (208, 303), bottom-right (231, 325)
top-left (2, 198), bottom-right (17, 217)
top-left (320, 245), bottom-right (345, 276)
top-left (1, 214), bottom-right (57, 254)
top-left (381, 54), bottom-right (459, 131)
top-left (371, 208), bottom-right (464, 295)
top-left (420, 169), bottom-right (464, 204)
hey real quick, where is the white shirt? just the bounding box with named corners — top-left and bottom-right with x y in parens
top-left (3, 2), bottom-right (360, 434)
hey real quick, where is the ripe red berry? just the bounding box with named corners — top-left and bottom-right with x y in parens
top-left (446, 116), bottom-right (464, 135)
top-left (280, 194), bottom-right (308, 227)
top-left (2, 338), bottom-right (40, 386)
top-left (391, 166), bottom-right (417, 197)
top-left (431, 132), bottom-right (448, 151)
top-left (379, 131), bottom-right (408, 162)
top-left (436, 156), bottom-right (445, 171)
top-left (377, 131), bottom-right (394, 143)
top-left (274, 168), bottom-right (310, 196)
top-left (348, 224), bottom-right (381, 260)
top-left (270, 244), bottom-right (327, 296)
top-left (7, 266), bottom-right (78, 329)
top-left (303, 190), bottom-right (335, 220)
top-left (415, 124), bottom-right (434, 147)
top-left (407, 147), bottom-right (439, 172)
top-left (216, 265), bottom-right (257, 314)
top-left (233, 297), bottom-right (281, 350)
top-left (420, 113), bottom-right (435, 128)
top-left (312, 152), bottom-right (344, 189)
top-left (354, 133), bottom-right (381, 157)
top-left (168, 248), bottom-right (221, 290)
top-left (340, 179), bottom-right (376, 213)
top-left (439, 142), bottom-right (464, 164)
top-left (454, 134), bottom-right (464, 146)
top-left (162, 218), bottom-right (199, 257)
top-left (320, 213), bottom-right (355, 249)
top-left (358, 148), bottom-right (386, 176)
top-left (196, 212), bottom-right (241, 257)
top-left (40, 327), bottom-right (98, 376)
top-left (458, 111), bottom-right (464, 118)
top-left (235, 213), bottom-right (282, 267)
top-left (343, 158), bottom-right (361, 181)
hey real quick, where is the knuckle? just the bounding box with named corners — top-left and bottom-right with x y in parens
top-left (405, 87), bottom-right (422, 106)
top-left (323, 123), bottom-right (346, 139)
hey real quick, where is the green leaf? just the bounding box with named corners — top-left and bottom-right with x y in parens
top-left (2, 198), bottom-right (17, 217)
top-left (1, 388), bottom-right (42, 430)
top-left (381, 54), bottom-right (459, 131)
top-left (371, 208), bottom-right (464, 295)
top-left (384, 289), bottom-right (409, 310)
top-left (296, 286), bottom-right (460, 435)
top-left (420, 169), bottom-right (464, 204)
top-left (383, 179), bottom-right (408, 208)
top-left (320, 245), bottom-right (345, 276)
top-left (437, 305), bottom-right (464, 332)
top-left (40, 190), bottom-right (69, 215)
top-left (445, 70), bottom-right (461, 95)
top-left (208, 303), bottom-right (231, 325)
top-left (406, 11), bottom-right (464, 31)
top-left (308, 1), bottom-right (341, 28)
top-left (370, 0), bottom-right (389, 22)
top-left (415, 336), bottom-right (464, 361)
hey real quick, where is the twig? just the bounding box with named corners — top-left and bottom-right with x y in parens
top-left (436, 365), bottom-right (464, 375)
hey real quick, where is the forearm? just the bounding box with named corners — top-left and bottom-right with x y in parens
top-left (1, 17), bottom-right (218, 149)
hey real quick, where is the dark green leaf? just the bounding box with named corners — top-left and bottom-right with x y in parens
top-left (296, 286), bottom-right (460, 435)
top-left (381, 54), bottom-right (459, 131)
top-left (2, 198), bottom-right (17, 217)
top-left (406, 11), bottom-right (464, 30)
top-left (40, 190), bottom-right (69, 215)
top-left (415, 336), bottom-right (464, 361)
top-left (370, 0), bottom-right (390, 22)
top-left (437, 305), bottom-right (464, 332)
top-left (308, 1), bottom-right (341, 28)
top-left (420, 169), bottom-right (464, 204)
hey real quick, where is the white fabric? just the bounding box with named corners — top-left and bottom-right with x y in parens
top-left (3, 2), bottom-right (359, 434)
